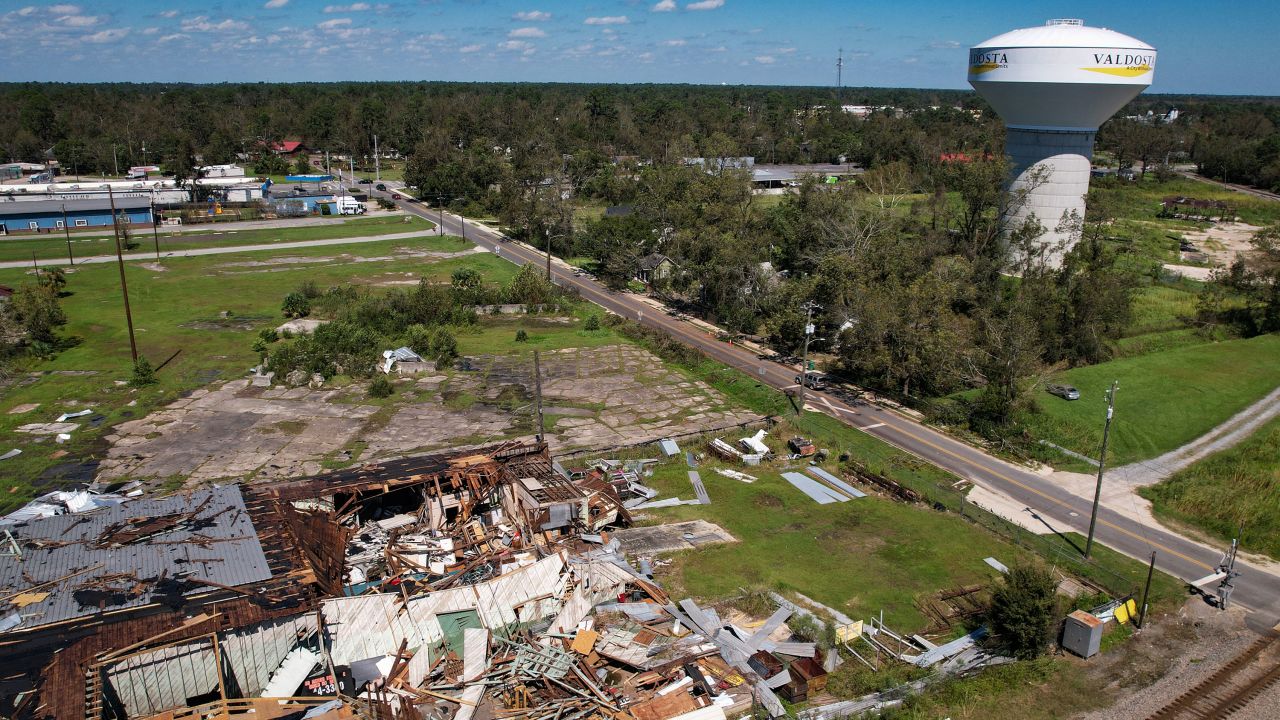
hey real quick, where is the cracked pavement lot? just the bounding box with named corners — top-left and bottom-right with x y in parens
top-left (97, 344), bottom-right (764, 485)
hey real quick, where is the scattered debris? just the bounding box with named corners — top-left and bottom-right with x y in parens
top-left (713, 468), bottom-right (756, 484)
top-left (55, 409), bottom-right (94, 422)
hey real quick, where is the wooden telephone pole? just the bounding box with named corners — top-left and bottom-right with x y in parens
top-left (108, 187), bottom-right (139, 364)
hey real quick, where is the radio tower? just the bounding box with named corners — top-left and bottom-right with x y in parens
top-left (836, 48), bottom-right (844, 102)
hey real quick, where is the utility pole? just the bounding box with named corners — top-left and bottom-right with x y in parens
top-left (61, 204), bottom-right (73, 266)
top-left (533, 350), bottom-right (546, 443)
top-left (796, 301), bottom-right (819, 414)
top-left (151, 195), bottom-right (161, 261)
top-left (1085, 380), bottom-right (1119, 559)
top-left (373, 134), bottom-right (380, 182)
top-left (112, 145), bottom-right (119, 177)
top-left (1137, 551), bottom-right (1156, 628)
top-left (544, 228), bottom-right (554, 281)
top-left (108, 186), bottom-right (139, 364)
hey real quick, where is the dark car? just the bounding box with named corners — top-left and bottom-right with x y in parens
top-left (358, 178), bottom-right (373, 184)
top-left (375, 183), bottom-right (386, 191)
top-left (1046, 383), bottom-right (1080, 400)
top-left (795, 372), bottom-right (827, 390)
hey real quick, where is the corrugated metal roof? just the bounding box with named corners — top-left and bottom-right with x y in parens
top-left (0, 485), bottom-right (272, 634)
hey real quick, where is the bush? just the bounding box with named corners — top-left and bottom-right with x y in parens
top-left (427, 328), bottom-right (458, 368)
top-left (515, 329), bottom-right (528, 342)
top-left (130, 357), bottom-right (157, 386)
top-left (282, 292), bottom-right (311, 318)
top-left (297, 280), bottom-right (322, 299)
top-left (258, 328), bottom-right (279, 343)
top-left (989, 562), bottom-right (1060, 659)
top-left (584, 314), bottom-right (601, 332)
top-left (369, 375), bottom-right (395, 398)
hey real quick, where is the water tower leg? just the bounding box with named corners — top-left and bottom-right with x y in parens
top-left (1003, 128), bottom-right (1095, 268)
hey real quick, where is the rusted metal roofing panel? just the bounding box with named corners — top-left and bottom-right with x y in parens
top-left (0, 485), bottom-right (272, 635)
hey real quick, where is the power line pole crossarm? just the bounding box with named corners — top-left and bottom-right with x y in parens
top-left (1085, 380), bottom-right (1118, 559)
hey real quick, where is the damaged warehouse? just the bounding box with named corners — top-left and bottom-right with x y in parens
top-left (1, 439), bottom-right (1015, 720)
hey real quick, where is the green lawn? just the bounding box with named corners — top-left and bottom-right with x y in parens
top-left (0, 214), bottom-right (435, 263)
top-left (0, 236), bottom-right (506, 507)
top-left (607, 323), bottom-right (1183, 633)
top-left (1141, 414), bottom-right (1280, 559)
top-left (1024, 333), bottom-right (1280, 467)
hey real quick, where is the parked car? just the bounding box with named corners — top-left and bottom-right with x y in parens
top-left (795, 372), bottom-right (827, 390)
top-left (1046, 383), bottom-right (1080, 400)
top-left (358, 178), bottom-right (373, 184)
top-left (375, 183), bottom-right (386, 191)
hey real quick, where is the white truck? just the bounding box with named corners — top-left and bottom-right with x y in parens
top-left (332, 196), bottom-right (367, 215)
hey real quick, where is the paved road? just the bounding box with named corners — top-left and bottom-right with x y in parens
top-left (1176, 170), bottom-right (1280, 202)
top-left (0, 230), bottom-right (438, 270)
top-left (380, 190), bottom-right (1280, 624)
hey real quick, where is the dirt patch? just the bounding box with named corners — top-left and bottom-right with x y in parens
top-left (95, 344), bottom-right (765, 486)
top-left (754, 493), bottom-right (784, 508)
top-left (181, 315), bottom-right (268, 331)
top-left (1179, 221), bottom-right (1264, 267)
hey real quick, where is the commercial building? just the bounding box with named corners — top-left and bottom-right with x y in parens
top-left (0, 195), bottom-right (153, 234)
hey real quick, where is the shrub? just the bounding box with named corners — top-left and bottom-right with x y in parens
top-left (252, 338), bottom-right (268, 354)
top-left (584, 314), bottom-right (601, 332)
top-left (369, 375), bottom-right (395, 398)
top-left (515, 329), bottom-right (528, 342)
top-left (130, 357), bottom-right (157, 386)
top-left (990, 562), bottom-right (1060, 659)
top-left (282, 292), bottom-right (311, 318)
top-left (258, 328), bottom-right (279, 343)
top-left (297, 280), bottom-right (322, 299)
top-left (428, 328), bottom-right (458, 367)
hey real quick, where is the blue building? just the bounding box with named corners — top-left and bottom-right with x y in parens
top-left (0, 196), bottom-right (154, 234)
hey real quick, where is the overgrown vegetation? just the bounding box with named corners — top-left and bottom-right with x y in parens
top-left (989, 563), bottom-right (1059, 660)
top-left (263, 264), bottom-right (564, 379)
top-left (1142, 414), bottom-right (1280, 559)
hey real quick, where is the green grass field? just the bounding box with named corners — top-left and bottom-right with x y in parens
top-left (0, 214), bottom-right (435, 263)
top-left (0, 235), bottom-right (507, 506)
top-left (1025, 333), bottom-right (1280, 468)
top-left (1141, 414), bottom-right (1280, 560)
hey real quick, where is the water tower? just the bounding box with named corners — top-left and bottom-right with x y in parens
top-left (968, 19), bottom-right (1156, 265)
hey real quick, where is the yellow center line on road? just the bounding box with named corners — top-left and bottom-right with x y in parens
top-left (422, 204), bottom-right (1212, 574)
top-left (831, 399), bottom-right (1213, 572)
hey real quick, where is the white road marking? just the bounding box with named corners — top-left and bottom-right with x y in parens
top-left (861, 423), bottom-right (886, 430)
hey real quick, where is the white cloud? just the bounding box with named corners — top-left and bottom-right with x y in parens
top-left (754, 54), bottom-right (775, 64)
top-left (182, 16), bottom-right (251, 32)
top-left (264, 0), bottom-right (289, 8)
top-left (929, 40), bottom-right (960, 49)
top-left (652, 0), bottom-right (675, 11)
top-left (459, 43), bottom-right (484, 53)
top-left (57, 14), bottom-right (98, 27)
top-left (141, 26), bottom-right (159, 35)
top-left (85, 27), bottom-right (129, 43)
top-left (318, 18), bottom-right (352, 30)
top-left (158, 33), bottom-right (187, 42)
top-left (687, 0), bottom-right (724, 9)
top-left (508, 26), bottom-right (546, 38)
top-left (584, 16), bottom-right (628, 25)
top-left (48, 4), bottom-right (80, 14)
top-left (777, 47), bottom-right (796, 54)
top-left (323, 3), bottom-right (370, 12)
top-left (16, 6), bottom-right (39, 17)
top-left (499, 39), bottom-right (532, 51)
top-left (660, 39), bottom-right (686, 46)
top-left (513, 10), bottom-right (551, 21)
top-left (159, 9), bottom-right (179, 18)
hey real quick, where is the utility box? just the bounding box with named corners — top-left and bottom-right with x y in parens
top-left (1062, 610), bottom-right (1104, 659)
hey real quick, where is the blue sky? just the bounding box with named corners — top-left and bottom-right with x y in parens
top-left (1, 0), bottom-right (1277, 94)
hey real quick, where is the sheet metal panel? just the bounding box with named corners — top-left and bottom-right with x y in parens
top-left (222, 614), bottom-right (317, 696)
top-left (106, 640), bottom-right (217, 718)
top-left (805, 467), bottom-right (867, 498)
top-left (780, 473), bottom-right (847, 505)
top-left (0, 485), bottom-right (272, 634)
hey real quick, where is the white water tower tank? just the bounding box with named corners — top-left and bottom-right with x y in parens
top-left (968, 19), bottom-right (1156, 265)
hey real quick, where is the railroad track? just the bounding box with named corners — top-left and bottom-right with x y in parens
top-left (1146, 633), bottom-right (1280, 719)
